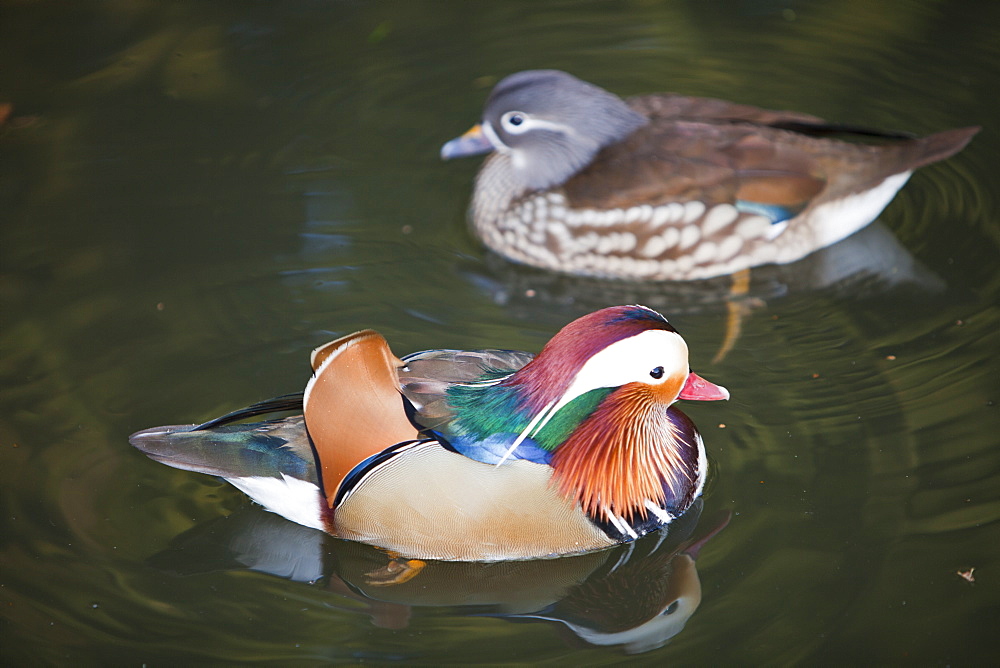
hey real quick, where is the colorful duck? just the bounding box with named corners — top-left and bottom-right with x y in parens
top-left (130, 305), bottom-right (728, 561)
top-left (441, 70), bottom-right (978, 281)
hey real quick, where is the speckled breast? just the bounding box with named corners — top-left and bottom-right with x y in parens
top-left (471, 164), bottom-right (912, 282)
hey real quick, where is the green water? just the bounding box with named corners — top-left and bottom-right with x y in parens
top-left (2, 1), bottom-right (998, 664)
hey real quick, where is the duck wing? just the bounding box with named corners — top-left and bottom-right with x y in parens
top-left (399, 348), bottom-right (534, 431)
top-left (304, 330), bottom-right (421, 508)
top-left (129, 416), bottom-right (316, 484)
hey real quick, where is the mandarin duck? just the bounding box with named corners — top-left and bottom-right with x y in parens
top-left (130, 305), bottom-right (728, 562)
top-left (441, 70), bottom-right (979, 281)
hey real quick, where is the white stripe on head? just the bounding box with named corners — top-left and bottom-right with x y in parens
top-left (495, 328), bottom-right (688, 467)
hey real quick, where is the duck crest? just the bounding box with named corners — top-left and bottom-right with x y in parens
top-left (444, 306), bottom-right (677, 451)
top-left (551, 385), bottom-right (700, 523)
top-left (499, 305), bottom-right (676, 411)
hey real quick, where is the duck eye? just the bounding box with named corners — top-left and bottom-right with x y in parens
top-left (650, 366), bottom-right (664, 380)
top-left (501, 111), bottom-right (528, 133)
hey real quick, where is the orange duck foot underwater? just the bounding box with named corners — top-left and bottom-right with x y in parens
top-left (441, 69), bottom-right (979, 282)
top-left (130, 305), bottom-right (729, 562)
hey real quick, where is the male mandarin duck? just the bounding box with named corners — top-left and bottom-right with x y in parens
top-left (441, 69), bottom-right (979, 281)
top-left (130, 305), bottom-right (728, 562)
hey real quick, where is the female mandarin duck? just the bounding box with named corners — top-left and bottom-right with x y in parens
top-left (441, 70), bottom-right (979, 281)
top-left (130, 305), bottom-right (728, 562)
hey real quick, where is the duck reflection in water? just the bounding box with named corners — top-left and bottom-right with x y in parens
top-left (459, 219), bottom-right (950, 363)
top-left (149, 500), bottom-right (729, 654)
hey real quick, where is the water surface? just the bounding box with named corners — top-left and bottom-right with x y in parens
top-left (2, 1), bottom-right (998, 664)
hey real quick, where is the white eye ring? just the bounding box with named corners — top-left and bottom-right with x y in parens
top-left (501, 111), bottom-right (530, 134)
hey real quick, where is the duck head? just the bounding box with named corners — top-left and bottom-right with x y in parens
top-left (441, 70), bottom-right (647, 191)
top-left (441, 305), bottom-right (727, 523)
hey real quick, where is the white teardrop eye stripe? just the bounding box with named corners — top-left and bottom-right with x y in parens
top-left (492, 113), bottom-right (580, 139)
top-left (571, 329), bottom-right (686, 391)
top-left (552, 329), bottom-right (688, 415)
top-left (495, 328), bottom-right (687, 469)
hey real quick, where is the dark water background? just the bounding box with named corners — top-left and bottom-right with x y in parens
top-left (2, 1), bottom-right (998, 664)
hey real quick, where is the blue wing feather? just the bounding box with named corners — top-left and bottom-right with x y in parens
top-left (735, 199), bottom-right (797, 224)
top-left (443, 432), bottom-right (553, 465)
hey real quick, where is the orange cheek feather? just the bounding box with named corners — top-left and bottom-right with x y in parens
top-left (550, 378), bottom-right (689, 522)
